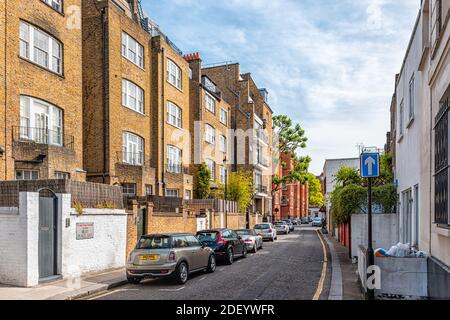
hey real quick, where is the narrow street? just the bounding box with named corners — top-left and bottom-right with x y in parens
top-left (85, 226), bottom-right (331, 300)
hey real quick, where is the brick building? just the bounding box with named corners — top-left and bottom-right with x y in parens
top-left (185, 53), bottom-right (232, 195)
top-left (0, 0), bottom-right (85, 182)
top-left (202, 63), bottom-right (274, 220)
top-left (82, 0), bottom-right (155, 196)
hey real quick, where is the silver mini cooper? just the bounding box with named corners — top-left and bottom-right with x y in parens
top-left (127, 233), bottom-right (216, 284)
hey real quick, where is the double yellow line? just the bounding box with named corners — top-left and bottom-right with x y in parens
top-left (313, 230), bottom-right (328, 300)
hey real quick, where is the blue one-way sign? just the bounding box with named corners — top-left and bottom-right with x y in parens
top-left (360, 153), bottom-right (380, 178)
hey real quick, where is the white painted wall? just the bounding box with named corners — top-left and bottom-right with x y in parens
top-left (395, 15), bottom-right (423, 247)
top-left (351, 214), bottom-right (399, 258)
top-left (0, 192), bottom-right (127, 287)
top-left (0, 193), bottom-right (39, 287)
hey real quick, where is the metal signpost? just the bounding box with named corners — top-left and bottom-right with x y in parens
top-left (360, 152), bottom-right (380, 301)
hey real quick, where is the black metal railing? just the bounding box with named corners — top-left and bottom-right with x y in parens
top-left (13, 126), bottom-right (74, 150)
top-left (255, 185), bottom-right (268, 194)
top-left (166, 163), bottom-right (189, 174)
top-left (119, 152), bottom-right (144, 166)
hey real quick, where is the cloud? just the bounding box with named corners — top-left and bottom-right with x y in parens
top-left (143, 0), bottom-right (420, 174)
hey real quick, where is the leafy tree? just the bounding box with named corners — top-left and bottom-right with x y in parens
top-left (306, 173), bottom-right (324, 207)
top-left (226, 170), bottom-right (254, 213)
top-left (379, 153), bottom-right (394, 184)
top-left (272, 115), bottom-right (311, 193)
top-left (195, 163), bottom-right (211, 199)
top-left (334, 166), bottom-right (362, 187)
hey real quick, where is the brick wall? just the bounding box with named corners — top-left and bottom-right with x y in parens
top-left (1, 0), bottom-right (83, 181)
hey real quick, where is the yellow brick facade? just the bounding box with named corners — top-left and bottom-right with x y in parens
top-left (0, 0), bottom-right (84, 182)
top-left (82, 0), bottom-right (155, 195)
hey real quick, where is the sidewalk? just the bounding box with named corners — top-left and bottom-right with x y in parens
top-left (323, 232), bottom-right (364, 300)
top-left (0, 268), bottom-right (127, 300)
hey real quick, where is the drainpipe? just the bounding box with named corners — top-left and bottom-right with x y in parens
top-left (101, 6), bottom-right (109, 184)
top-left (161, 47), bottom-right (166, 195)
top-left (3, 0), bottom-right (8, 179)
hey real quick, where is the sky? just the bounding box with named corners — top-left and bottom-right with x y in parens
top-left (142, 0), bottom-right (420, 175)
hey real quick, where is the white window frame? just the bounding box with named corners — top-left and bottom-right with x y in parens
top-left (206, 159), bottom-right (215, 181)
top-left (20, 96), bottom-right (63, 146)
top-left (55, 171), bottom-right (70, 180)
top-left (167, 145), bottom-right (182, 173)
top-left (122, 183), bottom-right (137, 197)
top-left (220, 165), bottom-right (227, 184)
top-left (166, 189), bottom-right (179, 198)
top-left (41, 0), bottom-right (63, 13)
top-left (122, 79), bottom-right (144, 114)
top-left (220, 108), bottom-right (228, 125)
top-left (122, 32), bottom-right (144, 68)
top-left (122, 132), bottom-right (144, 166)
top-left (205, 93), bottom-right (216, 113)
top-left (16, 170), bottom-right (39, 181)
top-left (167, 101), bottom-right (182, 128)
top-left (399, 100), bottom-right (404, 137)
top-left (219, 135), bottom-right (227, 153)
top-left (20, 21), bottom-right (62, 74)
top-left (185, 190), bottom-right (192, 200)
top-left (408, 75), bottom-right (415, 122)
top-left (167, 59), bottom-right (182, 90)
top-left (205, 124), bottom-right (216, 145)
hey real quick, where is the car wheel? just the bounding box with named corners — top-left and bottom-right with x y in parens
top-left (242, 246), bottom-right (248, 258)
top-left (174, 262), bottom-right (189, 284)
top-left (226, 247), bottom-right (234, 265)
top-left (127, 276), bottom-right (141, 285)
top-left (206, 255), bottom-right (216, 273)
top-left (252, 244), bottom-right (258, 253)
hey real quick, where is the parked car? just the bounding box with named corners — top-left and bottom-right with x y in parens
top-left (300, 217), bottom-right (309, 224)
top-left (292, 219), bottom-right (298, 226)
top-left (274, 221), bottom-right (290, 234)
top-left (196, 229), bottom-right (247, 265)
top-left (282, 219), bottom-right (295, 232)
top-left (254, 223), bottom-right (277, 241)
top-left (126, 233), bottom-right (216, 285)
top-left (308, 216), bottom-right (313, 223)
top-left (312, 217), bottom-right (323, 227)
top-left (236, 229), bottom-right (263, 253)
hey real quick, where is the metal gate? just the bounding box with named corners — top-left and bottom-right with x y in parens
top-left (38, 190), bottom-right (58, 280)
top-left (137, 207), bottom-right (147, 241)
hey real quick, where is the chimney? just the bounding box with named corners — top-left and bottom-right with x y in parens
top-left (184, 52), bottom-right (202, 82)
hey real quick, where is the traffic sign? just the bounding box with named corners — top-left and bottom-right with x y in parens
top-left (360, 153), bottom-right (380, 178)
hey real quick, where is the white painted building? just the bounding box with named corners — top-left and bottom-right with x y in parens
top-left (322, 158), bottom-right (360, 236)
top-left (395, 11), bottom-right (422, 248)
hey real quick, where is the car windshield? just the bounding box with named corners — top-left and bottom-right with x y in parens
top-left (274, 222), bottom-right (285, 226)
top-left (137, 236), bottom-right (171, 249)
top-left (314, 218), bottom-right (322, 222)
top-left (197, 232), bottom-right (219, 242)
top-left (255, 224), bottom-right (270, 229)
top-left (236, 230), bottom-right (251, 235)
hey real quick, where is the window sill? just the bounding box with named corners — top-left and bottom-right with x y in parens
top-left (166, 122), bottom-right (183, 130)
top-left (433, 224), bottom-right (450, 238)
top-left (123, 105), bottom-right (145, 116)
top-left (18, 56), bottom-right (64, 78)
top-left (397, 134), bottom-right (404, 143)
top-left (166, 80), bottom-right (183, 93)
top-left (406, 117), bottom-right (415, 129)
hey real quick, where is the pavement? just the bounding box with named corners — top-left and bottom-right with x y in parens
top-left (0, 268), bottom-right (127, 300)
top-left (0, 225), bottom-right (364, 300)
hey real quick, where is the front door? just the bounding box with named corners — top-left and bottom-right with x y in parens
top-left (38, 196), bottom-right (57, 279)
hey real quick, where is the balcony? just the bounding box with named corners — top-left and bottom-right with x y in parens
top-left (118, 152), bottom-right (144, 166)
top-left (13, 126), bottom-right (74, 150)
top-left (166, 163), bottom-right (189, 174)
top-left (255, 185), bottom-right (269, 195)
top-left (255, 128), bottom-right (269, 145)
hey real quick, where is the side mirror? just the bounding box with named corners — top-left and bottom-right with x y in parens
top-left (237, 236), bottom-right (242, 240)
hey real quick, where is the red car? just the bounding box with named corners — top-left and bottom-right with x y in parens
top-left (196, 229), bottom-right (247, 265)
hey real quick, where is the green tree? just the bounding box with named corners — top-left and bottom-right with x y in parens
top-left (272, 115), bottom-right (311, 193)
top-left (306, 173), bottom-right (324, 207)
top-left (195, 163), bottom-right (211, 199)
top-left (334, 166), bottom-right (362, 187)
top-left (226, 170), bottom-right (254, 213)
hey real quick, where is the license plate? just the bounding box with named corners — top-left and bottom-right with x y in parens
top-left (140, 254), bottom-right (160, 261)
